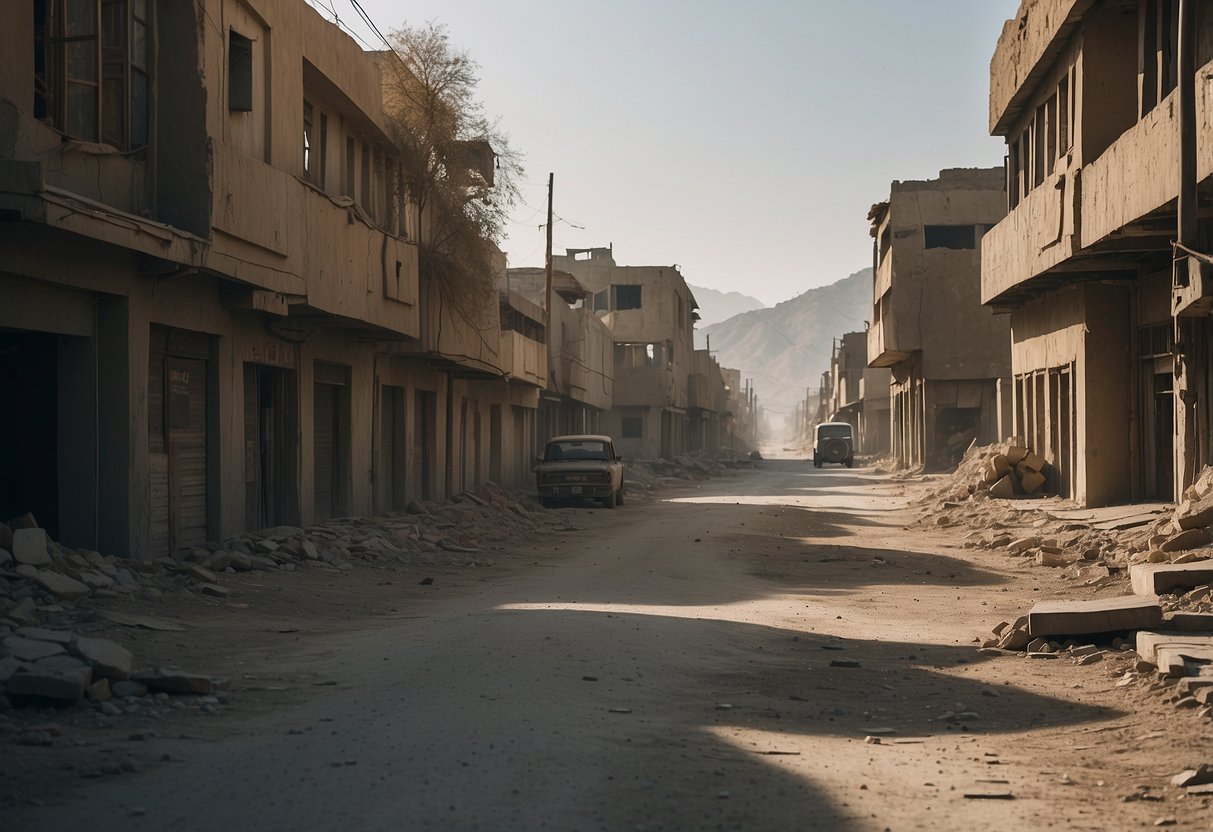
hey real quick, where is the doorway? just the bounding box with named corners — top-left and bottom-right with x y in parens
top-left (244, 365), bottom-right (298, 530)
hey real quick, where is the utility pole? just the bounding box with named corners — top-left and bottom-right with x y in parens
top-left (544, 172), bottom-right (554, 343)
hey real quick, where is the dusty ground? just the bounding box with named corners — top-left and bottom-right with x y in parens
top-left (4, 461), bottom-right (1213, 831)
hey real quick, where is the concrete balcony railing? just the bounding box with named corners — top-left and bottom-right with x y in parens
top-left (867, 309), bottom-right (912, 369)
top-left (501, 330), bottom-right (547, 388)
top-left (981, 166), bottom-right (1078, 305)
top-left (210, 145), bottom-right (420, 338)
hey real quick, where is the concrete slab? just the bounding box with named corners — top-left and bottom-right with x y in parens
top-left (1046, 503), bottom-right (1169, 530)
top-left (1155, 645), bottom-right (1213, 677)
top-left (1135, 631), bottom-right (1213, 664)
top-left (1027, 595), bottom-right (1162, 637)
top-left (1130, 562), bottom-right (1213, 596)
top-left (1164, 612), bottom-right (1213, 631)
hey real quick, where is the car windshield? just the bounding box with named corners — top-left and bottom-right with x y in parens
top-left (817, 425), bottom-right (851, 439)
top-left (545, 440), bottom-right (610, 462)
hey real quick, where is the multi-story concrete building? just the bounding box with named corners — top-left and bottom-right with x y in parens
top-left (687, 349), bottom-right (730, 453)
top-left (982, 0), bottom-right (1213, 506)
top-left (829, 331), bottom-right (892, 456)
top-left (554, 247), bottom-right (700, 460)
top-left (505, 267), bottom-right (614, 445)
top-left (867, 168), bottom-right (1012, 470)
top-left (0, 0), bottom-right (540, 559)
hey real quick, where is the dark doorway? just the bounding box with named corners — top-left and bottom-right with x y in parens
top-left (313, 363), bottom-right (350, 520)
top-left (414, 389), bottom-right (437, 500)
top-left (0, 331), bottom-right (59, 536)
top-left (380, 385), bottom-right (406, 511)
top-left (1153, 371), bottom-right (1175, 500)
top-left (244, 365), bottom-right (298, 531)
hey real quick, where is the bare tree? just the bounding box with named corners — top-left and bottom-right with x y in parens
top-left (381, 22), bottom-right (523, 328)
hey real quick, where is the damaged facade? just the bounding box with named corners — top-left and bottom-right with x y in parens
top-left (553, 247), bottom-right (747, 460)
top-left (982, 0), bottom-right (1213, 506)
top-left (868, 168), bottom-right (1012, 470)
top-left (0, 0), bottom-right (544, 559)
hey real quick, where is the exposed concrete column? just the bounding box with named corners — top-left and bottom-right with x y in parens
top-left (96, 295), bottom-right (144, 558)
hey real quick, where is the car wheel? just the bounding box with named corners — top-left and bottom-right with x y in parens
top-left (602, 490), bottom-right (616, 509)
top-left (616, 487), bottom-right (624, 506)
top-left (845, 458), bottom-right (854, 468)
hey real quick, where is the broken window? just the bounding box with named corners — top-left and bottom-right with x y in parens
top-left (229, 30), bottom-right (254, 112)
top-left (923, 225), bottom-right (976, 250)
top-left (303, 100), bottom-right (314, 179)
top-left (1033, 103), bottom-right (1046, 187)
top-left (614, 342), bottom-right (669, 369)
top-left (1045, 93), bottom-right (1057, 176)
top-left (1057, 77), bottom-right (1069, 155)
top-left (592, 290), bottom-right (608, 313)
top-left (621, 417), bottom-right (643, 439)
top-left (33, 0), bottom-right (150, 150)
top-left (613, 284), bottom-right (642, 311)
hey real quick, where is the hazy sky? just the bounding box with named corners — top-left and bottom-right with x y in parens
top-left (324, 1), bottom-right (1018, 306)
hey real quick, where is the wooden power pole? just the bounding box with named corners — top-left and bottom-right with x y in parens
top-left (544, 172), bottom-right (554, 340)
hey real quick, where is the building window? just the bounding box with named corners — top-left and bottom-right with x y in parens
top-left (613, 284), bottom-right (642, 310)
top-left (229, 30), bottom-right (253, 112)
top-left (303, 100), bottom-right (314, 177)
top-left (345, 136), bottom-right (356, 198)
top-left (923, 225), bottom-right (976, 250)
top-left (33, 0), bottom-right (150, 150)
top-left (621, 417), bottom-right (643, 439)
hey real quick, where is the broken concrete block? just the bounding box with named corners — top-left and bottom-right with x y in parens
top-left (2, 635), bottom-right (66, 662)
top-left (1173, 550), bottom-right (1212, 565)
top-left (71, 636), bottom-right (133, 680)
top-left (197, 584), bottom-right (229, 598)
top-left (984, 455), bottom-right (1011, 484)
top-left (989, 475), bottom-right (1015, 499)
top-left (1164, 612), bottom-right (1213, 631)
top-left (1019, 451), bottom-right (1046, 473)
top-left (1008, 536), bottom-right (1041, 554)
top-left (15, 627), bottom-right (72, 644)
top-left (1156, 644), bottom-right (1213, 677)
top-left (131, 667), bottom-right (214, 695)
top-left (1162, 529), bottom-right (1212, 553)
top-left (997, 626), bottom-right (1032, 651)
top-left (87, 678), bottom-right (112, 702)
top-left (1005, 446), bottom-right (1028, 466)
top-left (1028, 595), bottom-right (1163, 637)
top-left (1019, 469), bottom-right (1046, 495)
top-left (4, 667), bottom-right (89, 702)
top-left (5, 598), bottom-right (37, 626)
top-left (1037, 550), bottom-right (1073, 567)
top-left (11, 528), bottom-right (50, 567)
top-left (1135, 632), bottom-right (1213, 669)
top-left (176, 563), bottom-right (218, 583)
top-left (33, 570), bottom-right (90, 600)
top-left (1178, 498), bottom-right (1213, 531)
top-left (1131, 562), bottom-right (1213, 596)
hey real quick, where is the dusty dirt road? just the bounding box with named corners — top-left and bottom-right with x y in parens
top-left (8, 462), bottom-right (1213, 831)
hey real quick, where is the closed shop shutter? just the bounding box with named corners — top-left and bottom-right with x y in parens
top-left (167, 356), bottom-right (208, 552)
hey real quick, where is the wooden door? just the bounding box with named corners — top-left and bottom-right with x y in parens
top-left (166, 357), bottom-right (208, 554)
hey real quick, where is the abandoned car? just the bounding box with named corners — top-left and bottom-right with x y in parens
top-left (812, 422), bottom-right (854, 468)
top-left (535, 435), bottom-right (625, 508)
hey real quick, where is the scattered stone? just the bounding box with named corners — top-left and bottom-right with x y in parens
top-left (5, 597), bottom-right (37, 626)
top-left (1162, 529), bottom-right (1212, 553)
top-left (32, 570), bottom-right (90, 601)
top-left (72, 636), bottom-right (133, 680)
top-left (829, 659), bottom-right (862, 668)
top-left (11, 528), bottom-right (50, 567)
top-left (5, 666), bottom-right (90, 702)
top-left (3, 635), bottom-right (66, 662)
top-left (176, 563), bottom-right (218, 584)
top-left (1132, 562), bottom-right (1213, 596)
top-left (131, 668), bottom-right (214, 695)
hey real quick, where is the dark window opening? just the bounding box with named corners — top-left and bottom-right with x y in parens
top-left (621, 417), bottom-right (643, 439)
top-left (613, 284), bottom-right (642, 310)
top-left (229, 30), bottom-right (253, 112)
top-left (303, 100), bottom-right (314, 178)
top-left (923, 225), bottom-right (976, 250)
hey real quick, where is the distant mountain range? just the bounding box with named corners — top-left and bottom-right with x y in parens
top-left (687, 285), bottom-right (766, 328)
top-left (697, 268), bottom-right (873, 427)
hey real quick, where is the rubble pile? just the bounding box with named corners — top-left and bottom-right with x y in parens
top-left (635, 450), bottom-right (756, 484)
top-left (0, 482), bottom-right (565, 711)
top-left (919, 441), bottom-right (1051, 505)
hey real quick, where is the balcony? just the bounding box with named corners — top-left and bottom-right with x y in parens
top-left (981, 166), bottom-right (1078, 305)
top-left (501, 330), bottom-right (547, 388)
top-left (867, 296), bottom-right (913, 368)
